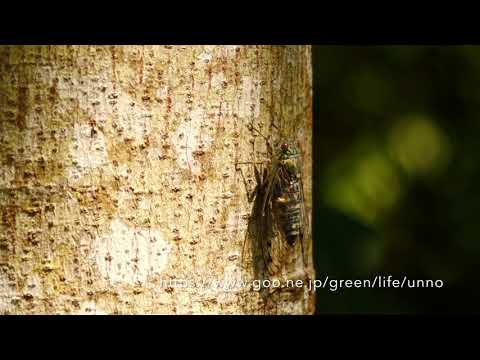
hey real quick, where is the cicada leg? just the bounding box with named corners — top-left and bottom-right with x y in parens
top-left (235, 163), bottom-right (258, 203)
top-left (247, 123), bottom-right (276, 157)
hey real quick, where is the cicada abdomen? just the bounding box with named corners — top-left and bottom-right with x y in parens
top-left (273, 143), bottom-right (305, 247)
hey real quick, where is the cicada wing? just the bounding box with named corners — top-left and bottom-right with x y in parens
top-left (260, 200), bottom-right (278, 276)
top-left (297, 175), bottom-right (310, 268)
top-left (240, 164), bottom-right (262, 271)
top-left (242, 166), bottom-right (274, 281)
top-left (262, 168), bottom-right (290, 277)
top-left (240, 222), bottom-right (252, 272)
top-left (261, 160), bottom-right (279, 216)
top-left (251, 166), bottom-right (282, 278)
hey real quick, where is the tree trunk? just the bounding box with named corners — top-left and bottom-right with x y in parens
top-left (0, 45), bottom-right (313, 314)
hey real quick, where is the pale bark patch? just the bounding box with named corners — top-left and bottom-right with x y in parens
top-left (239, 76), bottom-right (261, 119)
top-left (68, 123), bottom-right (109, 180)
top-left (211, 71), bottom-right (227, 89)
top-left (0, 164), bottom-right (14, 188)
top-left (92, 218), bottom-right (171, 286)
top-left (0, 273), bottom-right (15, 313)
top-left (76, 300), bottom-right (108, 315)
top-left (197, 48), bottom-right (214, 63)
top-left (172, 107), bottom-right (213, 175)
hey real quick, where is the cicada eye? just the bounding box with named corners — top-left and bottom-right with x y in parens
top-left (281, 143), bottom-right (289, 151)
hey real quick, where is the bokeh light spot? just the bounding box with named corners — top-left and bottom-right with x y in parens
top-left (323, 140), bottom-right (403, 225)
top-left (388, 115), bottom-right (451, 177)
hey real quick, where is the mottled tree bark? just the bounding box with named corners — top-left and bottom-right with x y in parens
top-left (0, 45), bottom-right (313, 314)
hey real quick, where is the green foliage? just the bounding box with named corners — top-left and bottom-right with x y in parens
top-left (313, 46), bottom-right (480, 314)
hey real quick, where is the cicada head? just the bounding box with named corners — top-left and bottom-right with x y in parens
top-left (278, 142), bottom-right (300, 160)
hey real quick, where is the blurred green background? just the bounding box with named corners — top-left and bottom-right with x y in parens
top-left (312, 46), bottom-right (480, 314)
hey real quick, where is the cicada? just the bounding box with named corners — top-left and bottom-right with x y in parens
top-left (238, 135), bottom-right (309, 299)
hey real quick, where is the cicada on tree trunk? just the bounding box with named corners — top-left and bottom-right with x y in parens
top-left (237, 124), bottom-right (312, 313)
